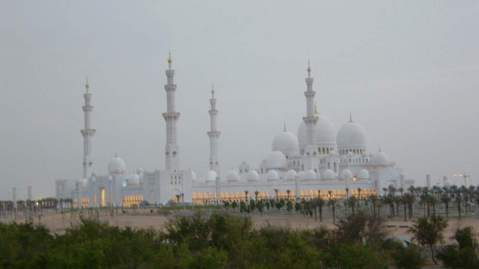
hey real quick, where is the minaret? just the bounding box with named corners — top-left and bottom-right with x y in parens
top-left (302, 61), bottom-right (318, 146)
top-left (81, 79), bottom-right (96, 179)
top-left (162, 53), bottom-right (181, 171)
top-left (207, 85), bottom-right (221, 173)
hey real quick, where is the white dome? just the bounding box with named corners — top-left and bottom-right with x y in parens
top-left (304, 169), bottom-right (317, 181)
top-left (267, 169), bottom-right (280, 181)
top-left (265, 151), bottom-right (287, 169)
top-left (286, 169), bottom-right (297, 180)
top-left (337, 119), bottom-right (367, 152)
top-left (108, 155), bottom-right (127, 175)
top-left (226, 170), bottom-right (240, 182)
top-left (127, 174), bottom-right (140, 185)
top-left (207, 170), bottom-right (218, 182)
top-left (246, 170), bottom-right (260, 182)
top-left (80, 178), bottom-right (88, 188)
top-left (372, 150), bottom-right (389, 165)
top-left (323, 169), bottom-right (336, 180)
top-left (298, 115), bottom-right (337, 150)
top-left (190, 171), bottom-right (197, 181)
top-left (315, 115), bottom-right (337, 145)
top-left (358, 169), bottom-right (370, 180)
top-left (272, 130), bottom-right (299, 157)
top-left (341, 169), bottom-right (353, 180)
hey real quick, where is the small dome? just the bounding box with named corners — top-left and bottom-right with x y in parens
top-left (286, 169), bottom-right (297, 180)
top-left (297, 171), bottom-right (306, 180)
top-left (265, 151), bottom-right (287, 169)
top-left (358, 169), bottom-right (370, 180)
top-left (246, 170), bottom-right (260, 182)
top-left (337, 117), bottom-right (367, 152)
top-left (304, 169), bottom-right (317, 181)
top-left (127, 174), bottom-right (140, 185)
top-left (272, 130), bottom-right (299, 157)
top-left (207, 170), bottom-right (218, 182)
top-left (226, 170), bottom-right (240, 182)
top-left (267, 169), bottom-right (280, 181)
top-left (341, 169), bottom-right (353, 180)
top-left (372, 150), bottom-right (389, 165)
top-left (80, 178), bottom-right (88, 188)
top-left (108, 155), bottom-right (127, 175)
top-left (323, 169), bottom-right (336, 180)
top-left (190, 171), bottom-right (197, 181)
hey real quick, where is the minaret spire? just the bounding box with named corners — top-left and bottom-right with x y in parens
top-left (283, 121), bottom-right (287, 132)
top-left (163, 52), bottom-right (181, 171)
top-left (81, 78), bottom-right (96, 179)
top-left (307, 59), bottom-right (311, 78)
top-left (349, 112), bottom-right (353, 122)
top-left (208, 84), bottom-right (221, 173)
top-left (302, 60), bottom-right (318, 146)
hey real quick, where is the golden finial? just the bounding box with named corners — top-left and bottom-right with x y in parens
top-left (307, 59), bottom-right (311, 77)
top-left (167, 51), bottom-right (172, 68)
top-left (85, 77), bottom-right (90, 93)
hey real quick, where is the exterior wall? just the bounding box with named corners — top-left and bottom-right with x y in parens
top-left (192, 179), bottom-right (375, 204)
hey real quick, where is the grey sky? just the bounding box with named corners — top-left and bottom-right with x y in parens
top-left (1, 1), bottom-right (478, 199)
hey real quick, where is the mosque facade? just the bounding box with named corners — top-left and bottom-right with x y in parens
top-left (55, 56), bottom-right (407, 207)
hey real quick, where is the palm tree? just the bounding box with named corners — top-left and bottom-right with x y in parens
top-left (317, 197), bottom-right (324, 222)
top-left (286, 189), bottom-right (291, 201)
top-left (328, 190), bottom-right (336, 224)
top-left (254, 190), bottom-right (259, 201)
top-left (440, 192), bottom-right (451, 218)
top-left (368, 195), bottom-right (379, 217)
top-left (455, 192), bottom-right (463, 219)
top-left (403, 192), bottom-right (415, 219)
top-left (244, 190), bottom-right (249, 202)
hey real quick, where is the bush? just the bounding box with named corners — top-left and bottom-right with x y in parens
top-left (437, 227), bottom-right (479, 269)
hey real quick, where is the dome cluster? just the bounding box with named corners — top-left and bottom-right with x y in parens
top-left (273, 114), bottom-right (368, 158)
top-left (108, 155), bottom-right (127, 175)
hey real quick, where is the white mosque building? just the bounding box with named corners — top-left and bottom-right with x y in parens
top-left (55, 56), bottom-right (406, 207)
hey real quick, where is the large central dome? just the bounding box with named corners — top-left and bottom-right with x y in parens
top-left (272, 130), bottom-right (299, 157)
top-left (298, 115), bottom-right (337, 150)
top-left (337, 117), bottom-right (367, 153)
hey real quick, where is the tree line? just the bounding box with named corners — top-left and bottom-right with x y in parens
top-left (0, 212), bottom-right (478, 268)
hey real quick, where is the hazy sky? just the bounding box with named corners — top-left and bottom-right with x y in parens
top-left (1, 1), bottom-right (478, 199)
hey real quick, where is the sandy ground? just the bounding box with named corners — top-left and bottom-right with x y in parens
top-left (2, 209), bottom-right (479, 244)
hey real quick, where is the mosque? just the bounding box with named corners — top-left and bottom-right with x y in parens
top-left (55, 55), bottom-right (408, 208)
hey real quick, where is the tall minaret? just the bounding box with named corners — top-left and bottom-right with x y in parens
top-left (162, 53), bottom-right (180, 171)
top-left (302, 61), bottom-right (318, 147)
top-left (207, 86), bottom-right (221, 173)
top-left (81, 79), bottom-right (96, 179)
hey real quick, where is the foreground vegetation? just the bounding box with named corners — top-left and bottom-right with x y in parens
top-left (1, 212), bottom-right (478, 269)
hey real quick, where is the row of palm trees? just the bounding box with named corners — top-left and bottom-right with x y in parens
top-left (223, 184), bottom-right (479, 222)
top-left (0, 198), bottom-right (74, 219)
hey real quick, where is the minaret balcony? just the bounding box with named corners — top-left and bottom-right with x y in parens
top-left (80, 129), bottom-right (96, 136)
top-left (207, 131), bottom-right (221, 137)
top-left (304, 91), bottom-right (316, 97)
top-left (162, 112), bottom-right (180, 120)
top-left (303, 116), bottom-right (318, 124)
top-left (82, 105), bottom-right (93, 112)
top-left (164, 84), bottom-right (177, 91)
